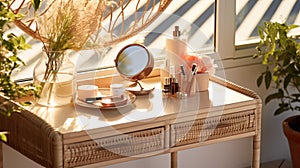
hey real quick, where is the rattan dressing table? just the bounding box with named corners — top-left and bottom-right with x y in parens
top-left (0, 73), bottom-right (261, 168)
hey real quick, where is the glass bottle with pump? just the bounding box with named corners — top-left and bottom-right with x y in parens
top-left (165, 26), bottom-right (187, 63)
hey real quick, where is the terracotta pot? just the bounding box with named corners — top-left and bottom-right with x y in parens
top-left (283, 115), bottom-right (300, 168)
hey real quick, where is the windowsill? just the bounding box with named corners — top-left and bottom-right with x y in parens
top-left (75, 49), bottom-right (261, 81)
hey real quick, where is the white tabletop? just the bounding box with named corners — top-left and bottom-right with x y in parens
top-left (26, 77), bottom-right (254, 134)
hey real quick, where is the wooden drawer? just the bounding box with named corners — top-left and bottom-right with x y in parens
top-left (171, 110), bottom-right (256, 147)
top-left (64, 127), bottom-right (165, 167)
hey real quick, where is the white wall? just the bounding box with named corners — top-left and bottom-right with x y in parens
top-left (224, 63), bottom-right (292, 163)
top-left (2, 62), bottom-right (292, 168)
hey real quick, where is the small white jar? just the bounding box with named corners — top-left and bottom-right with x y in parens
top-left (77, 85), bottom-right (99, 100)
top-left (196, 72), bottom-right (209, 92)
top-left (110, 84), bottom-right (124, 96)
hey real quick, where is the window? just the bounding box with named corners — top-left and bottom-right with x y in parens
top-left (76, 0), bottom-right (216, 72)
top-left (236, 0), bottom-right (300, 46)
top-left (11, 0), bottom-right (215, 81)
top-left (10, 0), bottom-right (300, 81)
top-left (215, 0), bottom-right (300, 61)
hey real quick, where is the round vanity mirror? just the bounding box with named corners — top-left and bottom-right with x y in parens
top-left (115, 43), bottom-right (155, 95)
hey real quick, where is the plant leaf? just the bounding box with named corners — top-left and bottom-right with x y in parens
top-left (288, 24), bottom-right (299, 31)
top-left (265, 70), bottom-right (272, 89)
top-left (274, 106), bottom-right (289, 115)
top-left (284, 74), bottom-right (292, 89)
top-left (265, 91), bottom-right (283, 104)
top-left (257, 74), bottom-right (263, 87)
top-left (0, 132), bottom-right (8, 142)
top-left (258, 26), bottom-right (264, 40)
top-left (283, 54), bottom-right (291, 66)
top-left (31, 0), bottom-right (41, 11)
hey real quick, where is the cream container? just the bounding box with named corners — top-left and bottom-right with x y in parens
top-left (110, 84), bottom-right (124, 96)
top-left (196, 72), bottom-right (209, 92)
top-left (77, 85), bottom-right (99, 101)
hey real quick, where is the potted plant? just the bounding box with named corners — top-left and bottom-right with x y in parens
top-left (254, 21), bottom-right (300, 167)
top-left (0, 0), bottom-right (38, 141)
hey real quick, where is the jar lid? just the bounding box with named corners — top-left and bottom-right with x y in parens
top-left (78, 85), bottom-right (98, 90)
top-left (110, 84), bottom-right (124, 89)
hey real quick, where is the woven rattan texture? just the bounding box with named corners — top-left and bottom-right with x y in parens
top-left (0, 101), bottom-right (62, 168)
top-left (64, 127), bottom-right (165, 167)
top-left (171, 110), bottom-right (256, 147)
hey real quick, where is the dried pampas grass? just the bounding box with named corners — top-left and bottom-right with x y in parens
top-left (37, 0), bottom-right (109, 51)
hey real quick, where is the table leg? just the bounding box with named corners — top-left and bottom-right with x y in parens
top-left (0, 142), bottom-right (3, 168)
top-left (171, 152), bottom-right (178, 168)
top-left (252, 133), bottom-right (261, 168)
top-left (253, 106), bottom-right (261, 168)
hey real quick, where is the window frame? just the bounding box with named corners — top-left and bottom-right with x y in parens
top-left (215, 0), bottom-right (236, 60)
top-left (217, 0), bottom-right (300, 61)
top-left (214, 0), bottom-right (264, 71)
top-left (216, 0), bottom-right (257, 59)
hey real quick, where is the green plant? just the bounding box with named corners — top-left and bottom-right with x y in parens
top-left (254, 21), bottom-right (300, 115)
top-left (31, 0), bottom-right (42, 12)
top-left (0, 0), bottom-right (38, 141)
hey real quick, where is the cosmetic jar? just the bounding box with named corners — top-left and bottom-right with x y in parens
top-left (77, 85), bottom-right (99, 101)
top-left (196, 72), bottom-right (209, 92)
top-left (110, 84), bottom-right (124, 96)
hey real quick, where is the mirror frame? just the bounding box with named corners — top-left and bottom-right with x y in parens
top-left (115, 43), bottom-right (154, 82)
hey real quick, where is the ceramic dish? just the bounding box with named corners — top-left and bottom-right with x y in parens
top-left (75, 88), bottom-right (136, 109)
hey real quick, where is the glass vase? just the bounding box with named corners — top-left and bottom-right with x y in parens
top-left (33, 50), bottom-right (76, 107)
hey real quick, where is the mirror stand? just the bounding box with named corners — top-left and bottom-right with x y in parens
top-left (126, 80), bottom-right (155, 95)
